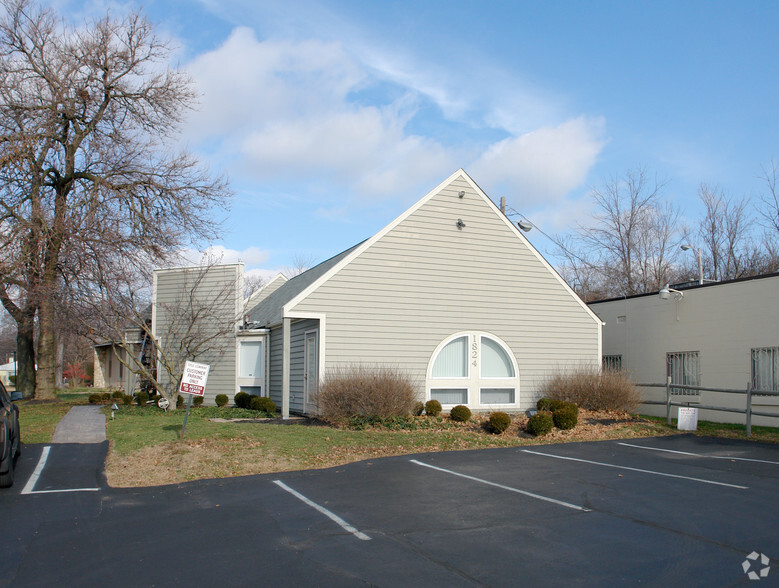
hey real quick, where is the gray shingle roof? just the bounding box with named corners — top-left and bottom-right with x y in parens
top-left (247, 241), bottom-right (364, 327)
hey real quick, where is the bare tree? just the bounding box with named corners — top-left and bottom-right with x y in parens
top-left (83, 262), bottom-right (243, 408)
top-left (283, 253), bottom-right (316, 278)
top-left (757, 160), bottom-right (779, 239)
top-left (566, 168), bottom-right (681, 298)
top-left (695, 184), bottom-right (755, 281)
top-left (0, 0), bottom-right (229, 398)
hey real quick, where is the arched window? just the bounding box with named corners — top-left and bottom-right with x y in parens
top-left (428, 333), bottom-right (519, 408)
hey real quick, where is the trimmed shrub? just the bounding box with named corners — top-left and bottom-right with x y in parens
top-left (540, 367), bottom-right (641, 412)
top-left (135, 391), bottom-right (149, 406)
top-left (215, 394), bottom-right (229, 407)
top-left (122, 394), bottom-right (133, 405)
top-left (487, 411), bottom-right (511, 434)
top-left (248, 395), bottom-right (276, 413)
top-left (112, 390), bottom-right (125, 400)
top-left (412, 401), bottom-right (425, 416)
top-left (318, 364), bottom-right (417, 423)
top-left (537, 397), bottom-right (567, 412)
top-left (88, 393), bottom-right (103, 405)
top-left (101, 391), bottom-right (111, 402)
top-left (258, 397), bottom-right (276, 413)
top-left (450, 405), bottom-right (471, 422)
top-left (424, 399), bottom-right (442, 417)
top-left (553, 404), bottom-right (578, 430)
top-left (193, 396), bottom-right (204, 407)
top-left (527, 411), bottom-right (554, 436)
top-left (234, 391), bottom-right (251, 409)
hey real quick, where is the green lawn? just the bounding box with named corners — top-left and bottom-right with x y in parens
top-left (16, 389), bottom-right (91, 443)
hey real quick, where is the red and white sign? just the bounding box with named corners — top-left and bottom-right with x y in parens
top-left (179, 361), bottom-right (210, 397)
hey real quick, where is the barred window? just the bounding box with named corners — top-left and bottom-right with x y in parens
top-left (752, 347), bottom-right (779, 393)
top-left (667, 351), bottom-right (700, 395)
top-left (603, 355), bottom-right (622, 372)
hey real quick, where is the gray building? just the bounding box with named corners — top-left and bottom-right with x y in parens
top-left (243, 169), bottom-right (602, 416)
top-left (589, 273), bottom-right (779, 426)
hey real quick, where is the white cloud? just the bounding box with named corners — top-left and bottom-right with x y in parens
top-left (470, 116), bottom-right (607, 206)
top-left (173, 245), bottom-right (270, 268)
top-left (184, 28), bottom-right (457, 199)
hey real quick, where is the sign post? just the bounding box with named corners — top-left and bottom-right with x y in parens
top-left (178, 360), bottom-right (210, 439)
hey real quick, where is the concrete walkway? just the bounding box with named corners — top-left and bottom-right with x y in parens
top-left (52, 405), bottom-right (107, 443)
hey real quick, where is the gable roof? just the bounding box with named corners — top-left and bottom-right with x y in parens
top-left (250, 169), bottom-right (602, 327)
top-left (247, 242), bottom-right (364, 327)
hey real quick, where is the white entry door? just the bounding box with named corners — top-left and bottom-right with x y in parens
top-left (304, 330), bottom-right (318, 406)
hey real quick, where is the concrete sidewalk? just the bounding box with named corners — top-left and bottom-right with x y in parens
top-left (52, 405), bottom-right (106, 443)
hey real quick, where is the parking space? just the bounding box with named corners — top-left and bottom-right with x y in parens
top-left (3, 435), bottom-right (776, 586)
top-left (268, 435), bottom-right (777, 586)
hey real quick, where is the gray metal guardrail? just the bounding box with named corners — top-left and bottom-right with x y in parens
top-left (637, 377), bottom-right (779, 437)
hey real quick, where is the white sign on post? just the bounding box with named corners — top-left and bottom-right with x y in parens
top-left (179, 361), bottom-right (210, 397)
top-left (677, 406), bottom-right (699, 431)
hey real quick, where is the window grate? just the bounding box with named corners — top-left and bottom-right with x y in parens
top-left (667, 351), bottom-right (700, 395)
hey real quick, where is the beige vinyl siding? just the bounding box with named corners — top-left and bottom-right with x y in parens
top-left (590, 274), bottom-right (779, 426)
top-left (291, 175), bottom-right (599, 409)
top-left (268, 325), bottom-right (284, 408)
top-left (153, 264), bottom-right (241, 405)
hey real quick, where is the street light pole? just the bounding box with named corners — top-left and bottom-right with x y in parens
top-left (681, 244), bottom-right (703, 285)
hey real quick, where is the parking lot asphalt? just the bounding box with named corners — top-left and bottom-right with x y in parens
top-left (1, 435), bottom-right (777, 587)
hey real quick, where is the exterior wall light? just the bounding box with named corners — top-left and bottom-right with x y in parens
top-left (456, 218), bottom-right (466, 229)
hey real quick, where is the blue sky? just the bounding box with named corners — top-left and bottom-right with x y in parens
top-left (59, 0), bottom-right (778, 281)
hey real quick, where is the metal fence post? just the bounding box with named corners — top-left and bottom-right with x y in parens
top-left (666, 376), bottom-right (672, 425)
top-left (746, 382), bottom-right (753, 438)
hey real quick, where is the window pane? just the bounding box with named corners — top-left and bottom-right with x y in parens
top-left (481, 337), bottom-right (515, 377)
top-left (752, 347), bottom-right (779, 392)
top-left (667, 351), bottom-right (699, 395)
top-left (430, 388), bottom-right (467, 404)
top-left (480, 388), bottom-right (515, 404)
top-left (239, 341), bottom-right (264, 378)
top-left (432, 337), bottom-right (468, 378)
top-left (240, 386), bottom-right (263, 396)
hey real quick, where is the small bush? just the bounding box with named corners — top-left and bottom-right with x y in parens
top-left (112, 390), bottom-right (124, 400)
top-left (122, 394), bottom-right (133, 405)
top-left (424, 399), bottom-right (442, 417)
top-left (553, 404), bottom-right (578, 430)
top-left (215, 394), bottom-right (228, 407)
top-left (248, 395), bottom-right (276, 413)
top-left (88, 393), bottom-right (103, 405)
top-left (258, 397), bottom-right (276, 413)
top-left (487, 411), bottom-right (511, 434)
top-left (318, 364), bottom-right (417, 423)
top-left (101, 391), bottom-right (111, 402)
top-left (450, 405), bottom-right (471, 422)
top-left (135, 391), bottom-right (149, 406)
top-left (234, 391), bottom-right (251, 409)
top-left (412, 401), bottom-right (425, 416)
top-left (193, 396), bottom-right (204, 407)
top-left (537, 397), bottom-right (567, 412)
top-left (527, 411), bottom-right (554, 436)
top-left (540, 367), bottom-right (641, 412)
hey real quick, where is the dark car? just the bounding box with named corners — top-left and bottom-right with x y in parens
top-left (0, 380), bottom-right (21, 487)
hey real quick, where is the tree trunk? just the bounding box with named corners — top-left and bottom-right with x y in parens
top-left (35, 296), bottom-right (57, 399)
top-left (15, 311), bottom-right (36, 399)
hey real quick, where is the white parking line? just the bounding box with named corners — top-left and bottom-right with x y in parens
top-left (21, 446), bottom-right (99, 495)
top-left (273, 480), bottom-right (371, 541)
top-left (410, 459), bottom-right (591, 512)
top-left (521, 449), bottom-right (749, 489)
top-left (617, 442), bottom-right (779, 465)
